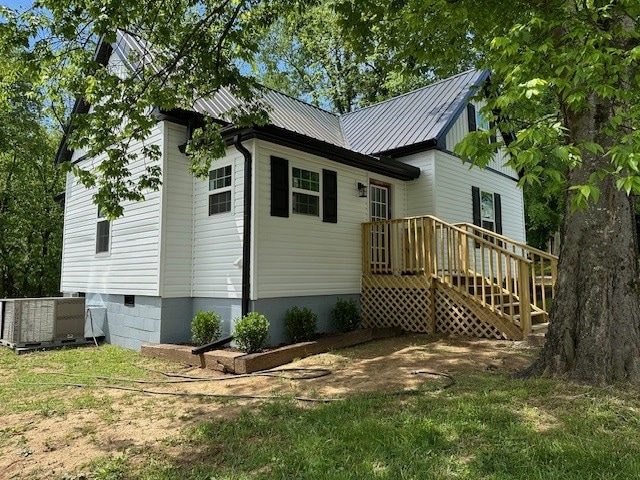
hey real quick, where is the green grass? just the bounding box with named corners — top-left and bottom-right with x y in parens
top-left (0, 343), bottom-right (159, 415)
top-left (2, 344), bottom-right (640, 479)
top-left (104, 375), bottom-right (639, 480)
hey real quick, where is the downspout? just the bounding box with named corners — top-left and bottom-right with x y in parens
top-left (233, 135), bottom-right (252, 317)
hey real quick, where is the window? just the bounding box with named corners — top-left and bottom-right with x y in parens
top-left (472, 186), bottom-right (502, 236)
top-left (468, 103), bottom-right (498, 151)
top-left (270, 157), bottom-right (337, 222)
top-left (124, 295), bottom-right (135, 307)
top-left (209, 165), bottom-right (232, 215)
top-left (480, 190), bottom-right (495, 231)
top-left (292, 167), bottom-right (320, 216)
top-left (476, 109), bottom-right (490, 132)
top-left (96, 207), bottom-right (110, 254)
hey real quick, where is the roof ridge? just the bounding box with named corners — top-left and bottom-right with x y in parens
top-left (340, 69), bottom-right (480, 118)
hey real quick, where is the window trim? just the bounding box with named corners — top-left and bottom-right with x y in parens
top-left (291, 165), bottom-right (321, 217)
top-left (95, 207), bottom-right (111, 255)
top-left (208, 163), bottom-right (234, 216)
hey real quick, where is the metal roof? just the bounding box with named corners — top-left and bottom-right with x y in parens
top-left (114, 31), bottom-right (485, 157)
top-left (115, 31), bottom-right (345, 147)
top-left (194, 89), bottom-right (345, 147)
top-left (340, 70), bottom-right (488, 155)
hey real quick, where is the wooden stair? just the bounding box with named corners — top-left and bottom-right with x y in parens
top-left (451, 273), bottom-right (549, 340)
top-left (362, 215), bottom-right (557, 341)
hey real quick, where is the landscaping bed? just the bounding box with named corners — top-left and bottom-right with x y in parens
top-left (141, 327), bottom-right (402, 373)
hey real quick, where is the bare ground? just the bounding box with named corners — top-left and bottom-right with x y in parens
top-left (0, 334), bottom-right (538, 479)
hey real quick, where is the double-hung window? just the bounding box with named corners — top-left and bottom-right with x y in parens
top-left (96, 207), bottom-right (110, 254)
top-left (292, 167), bottom-right (320, 216)
top-left (472, 186), bottom-right (502, 237)
top-left (480, 190), bottom-right (495, 231)
top-left (209, 165), bottom-right (232, 215)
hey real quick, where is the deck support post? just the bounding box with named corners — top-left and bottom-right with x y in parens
top-left (519, 260), bottom-right (532, 336)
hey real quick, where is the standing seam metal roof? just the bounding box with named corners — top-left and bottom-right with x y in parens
top-left (115, 31), bottom-right (485, 157)
top-left (340, 70), bottom-right (486, 155)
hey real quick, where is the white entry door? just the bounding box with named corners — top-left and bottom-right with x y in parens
top-left (369, 184), bottom-right (390, 272)
top-left (370, 184), bottom-right (390, 221)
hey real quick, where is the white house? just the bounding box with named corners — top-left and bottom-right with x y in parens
top-left (58, 32), bottom-right (528, 350)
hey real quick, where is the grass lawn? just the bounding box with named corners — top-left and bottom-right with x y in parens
top-left (1, 340), bottom-right (639, 479)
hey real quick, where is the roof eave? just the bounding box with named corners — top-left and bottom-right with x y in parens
top-left (372, 139), bottom-right (438, 159)
top-left (55, 39), bottom-right (114, 165)
top-left (223, 125), bottom-right (420, 181)
top-left (434, 69), bottom-right (491, 148)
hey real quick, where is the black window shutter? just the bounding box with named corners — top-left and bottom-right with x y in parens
top-left (489, 120), bottom-right (498, 144)
top-left (494, 193), bottom-right (502, 235)
top-left (467, 104), bottom-right (477, 132)
top-left (472, 186), bottom-right (481, 227)
top-left (489, 120), bottom-right (498, 152)
top-left (270, 156), bottom-right (289, 217)
top-left (322, 169), bottom-right (338, 223)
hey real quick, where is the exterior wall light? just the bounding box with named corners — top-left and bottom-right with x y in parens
top-left (357, 182), bottom-right (368, 198)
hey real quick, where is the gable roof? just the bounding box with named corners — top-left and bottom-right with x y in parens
top-left (341, 70), bottom-right (488, 156)
top-left (58, 30), bottom-right (487, 177)
top-left (115, 31), bottom-right (485, 157)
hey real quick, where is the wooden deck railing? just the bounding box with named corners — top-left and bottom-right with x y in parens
top-left (454, 222), bottom-right (558, 314)
top-left (363, 215), bottom-right (558, 336)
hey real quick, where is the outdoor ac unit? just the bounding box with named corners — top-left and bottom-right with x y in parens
top-left (0, 297), bottom-right (85, 346)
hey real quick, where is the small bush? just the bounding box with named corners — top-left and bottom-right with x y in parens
top-left (191, 311), bottom-right (222, 346)
top-left (331, 298), bottom-right (362, 333)
top-left (284, 306), bottom-right (317, 343)
top-left (233, 312), bottom-right (270, 353)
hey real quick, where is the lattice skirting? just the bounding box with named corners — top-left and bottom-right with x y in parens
top-left (361, 275), bottom-right (433, 333)
top-left (433, 284), bottom-right (505, 339)
top-left (362, 275), bottom-right (507, 339)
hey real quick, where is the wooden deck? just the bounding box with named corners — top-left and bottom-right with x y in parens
top-left (362, 216), bottom-right (557, 340)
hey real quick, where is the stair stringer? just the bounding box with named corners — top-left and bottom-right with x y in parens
top-left (434, 281), bottom-right (524, 341)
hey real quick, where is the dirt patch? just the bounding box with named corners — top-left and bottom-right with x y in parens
top-left (0, 334), bottom-right (538, 479)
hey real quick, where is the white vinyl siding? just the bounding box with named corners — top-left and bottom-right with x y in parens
top-left (191, 152), bottom-right (245, 299)
top-left (445, 102), bottom-right (518, 180)
top-left (159, 122), bottom-right (193, 298)
top-left (433, 150), bottom-right (526, 243)
top-left (254, 140), bottom-right (406, 299)
top-left (60, 123), bottom-right (164, 295)
top-left (399, 151), bottom-right (437, 217)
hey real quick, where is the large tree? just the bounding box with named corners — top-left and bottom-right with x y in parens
top-left (0, 37), bottom-right (63, 298)
top-left (338, 0), bottom-right (640, 384)
top-left (253, 1), bottom-right (470, 113)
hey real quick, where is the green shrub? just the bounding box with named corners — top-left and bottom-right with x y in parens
top-left (331, 298), bottom-right (362, 333)
top-left (233, 312), bottom-right (270, 353)
top-left (284, 306), bottom-right (317, 343)
top-left (191, 310), bottom-right (222, 346)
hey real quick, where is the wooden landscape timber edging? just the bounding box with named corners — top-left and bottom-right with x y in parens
top-left (141, 327), bottom-right (402, 374)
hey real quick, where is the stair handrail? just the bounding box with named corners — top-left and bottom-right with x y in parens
top-left (453, 222), bottom-right (558, 261)
top-left (364, 216), bottom-right (533, 262)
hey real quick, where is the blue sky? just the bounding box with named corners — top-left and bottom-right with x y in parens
top-left (2, 1), bottom-right (34, 11)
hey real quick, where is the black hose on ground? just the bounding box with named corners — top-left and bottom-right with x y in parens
top-left (16, 368), bottom-right (455, 403)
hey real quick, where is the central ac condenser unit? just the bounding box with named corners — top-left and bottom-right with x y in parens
top-left (0, 297), bottom-right (86, 346)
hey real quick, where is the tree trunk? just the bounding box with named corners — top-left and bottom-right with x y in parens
top-left (523, 94), bottom-right (640, 384)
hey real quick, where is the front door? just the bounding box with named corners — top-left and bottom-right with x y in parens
top-left (370, 184), bottom-right (390, 221)
top-left (369, 183), bottom-right (391, 272)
